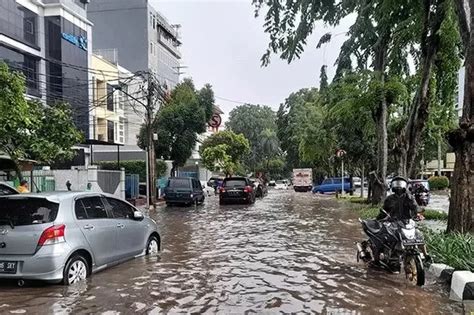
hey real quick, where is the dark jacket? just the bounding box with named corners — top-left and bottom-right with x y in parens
top-left (378, 193), bottom-right (418, 221)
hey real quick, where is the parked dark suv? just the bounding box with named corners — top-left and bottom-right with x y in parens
top-left (164, 177), bottom-right (205, 206)
top-left (219, 177), bottom-right (256, 205)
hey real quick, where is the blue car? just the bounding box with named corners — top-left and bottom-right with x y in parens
top-left (312, 177), bottom-right (352, 194)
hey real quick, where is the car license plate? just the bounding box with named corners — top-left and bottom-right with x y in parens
top-left (0, 261), bottom-right (17, 274)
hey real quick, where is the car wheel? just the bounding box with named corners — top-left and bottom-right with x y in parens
top-left (63, 254), bottom-right (89, 285)
top-left (219, 199), bottom-right (225, 205)
top-left (146, 235), bottom-right (160, 255)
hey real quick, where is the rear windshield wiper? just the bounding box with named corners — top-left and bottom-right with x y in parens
top-left (0, 219), bottom-right (14, 229)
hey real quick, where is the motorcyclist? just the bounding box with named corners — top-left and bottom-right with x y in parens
top-left (372, 176), bottom-right (431, 268)
top-left (377, 176), bottom-right (417, 221)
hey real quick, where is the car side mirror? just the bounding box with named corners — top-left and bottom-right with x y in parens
top-left (133, 211), bottom-right (144, 220)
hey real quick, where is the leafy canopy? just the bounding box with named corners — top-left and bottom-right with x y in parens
top-left (200, 131), bottom-right (250, 176)
top-left (138, 78), bottom-right (215, 168)
top-left (0, 63), bottom-right (83, 166)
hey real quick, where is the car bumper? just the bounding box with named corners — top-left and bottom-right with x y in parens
top-left (165, 197), bottom-right (194, 203)
top-left (0, 242), bottom-right (72, 281)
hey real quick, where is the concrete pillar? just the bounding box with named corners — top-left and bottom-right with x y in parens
top-left (87, 165), bottom-right (99, 192)
top-left (120, 167), bottom-right (126, 199)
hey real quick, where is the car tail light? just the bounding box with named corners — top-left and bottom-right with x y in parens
top-left (220, 187), bottom-right (226, 193)
top-left (38, 225), bottom-right (65, 246)
top-left (244, 186), bottom-right (253, 193)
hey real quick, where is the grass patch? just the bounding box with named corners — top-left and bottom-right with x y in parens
top-left (423, 209), bottom-right (448, 221)
top-left (340, 196), bottom-right (369, 204)
top-left (423, 229), bottom-right (474, 272)
top-left (357, 206), bottom-right (380, 219)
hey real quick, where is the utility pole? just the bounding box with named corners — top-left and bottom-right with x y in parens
top-left (119, 71), bottom-right (164, 209)
top-left (146, 73), bottom-right (157, 209)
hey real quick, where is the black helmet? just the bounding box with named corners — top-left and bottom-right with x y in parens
top-left (391, 176), bottom-right (408, 196)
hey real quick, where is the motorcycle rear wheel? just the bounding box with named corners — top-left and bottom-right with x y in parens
top-left (405, 255), bottom-right (425, 286)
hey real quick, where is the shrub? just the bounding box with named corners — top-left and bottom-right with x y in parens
top-left (428, 176), bottom-right (449, 190)
top-left (97, 160), bottom-right (168, 182)
top-left (423, 209), bottom-right (448, 221)
top-left (423, 229), bottom-right (474, 272)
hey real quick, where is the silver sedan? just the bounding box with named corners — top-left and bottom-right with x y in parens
top-left (0, 192), bottom-right (160, 285)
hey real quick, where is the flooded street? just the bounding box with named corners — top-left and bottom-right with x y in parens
top-left (0, 190), bottom-right (461, 314)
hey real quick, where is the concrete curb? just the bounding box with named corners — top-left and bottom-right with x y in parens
top-left (428, 263), bottom-right (474, 301)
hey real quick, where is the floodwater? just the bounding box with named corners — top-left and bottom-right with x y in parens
top-left (0, 190), bottom-right (461, 314)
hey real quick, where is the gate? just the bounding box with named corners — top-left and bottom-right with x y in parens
top-left (21, 170), bottom-right (56, 192)
top-left (97, 170), bottom-right (121, 194)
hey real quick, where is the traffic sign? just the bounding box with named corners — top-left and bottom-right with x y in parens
top-left (209, 113), bottom-right (222, 128)
top-left (336, 149), bottom-right (346, 157)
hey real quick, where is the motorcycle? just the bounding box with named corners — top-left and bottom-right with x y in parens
top-left (414, 191), bottom-right (430, 207)
top-left (355, 210), bottom-right (426, 286)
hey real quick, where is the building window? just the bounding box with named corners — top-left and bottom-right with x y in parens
top-left (106, 84), bottom-right (114, 111)
top-left (0, 45), bottom-right (39, 95)
top-left (153, 16), bottom-right (156, 29)
top-left (107, 120), bottom-right (114, 143)
top-left (150, 42), bottom-right (153, 54)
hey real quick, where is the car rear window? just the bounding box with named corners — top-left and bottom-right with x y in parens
top-left (0, 197), bottom-right (59, 226)
top-left (168, 179), bottom-right (190, 188)
top-left (224, 179), bottom-right (247, 188)
top-left (0, 184), bottom-right (17, 196)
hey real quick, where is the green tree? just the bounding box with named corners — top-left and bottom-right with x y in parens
top-left (277, 88), bottom-right (319, 171)
top-left (226, 104), bottom-right (278, 170)
top-left (254, 0), bottom-right (459, 203)
top-left (138, 78), bottom-right (215, 175)
top-left (320, 65), bottom-right (328, 91)
top-left (200, 131), bottom-right (250, 176)
top-left (0, 63), bottom-right (83, 172)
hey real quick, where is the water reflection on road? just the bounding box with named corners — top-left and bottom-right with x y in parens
top-left (0, 190), bottom-right (461, 314)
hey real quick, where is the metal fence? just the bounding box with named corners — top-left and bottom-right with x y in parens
top-left (125, 174), bottom-right (139, 199)
top-left (21, 170), bottom-right (56, 193)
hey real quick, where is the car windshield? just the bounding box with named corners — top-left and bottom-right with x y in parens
top-left (224, 179), bottom-right (247, 188)
top-left (168, 179), bottom-right (190, 188)
top-left (0, 197), bottom-right (59, 226)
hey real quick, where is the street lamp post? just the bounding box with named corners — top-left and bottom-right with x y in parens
top-left (195, 161), bottom-right (199, 181)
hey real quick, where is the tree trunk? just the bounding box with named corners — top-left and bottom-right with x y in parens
top-left (448, 0), bottom-right (474, 233)
top-left (402, 1), bottom-right (444, 177)
top-left (370, 32), bottom-right (390, 205)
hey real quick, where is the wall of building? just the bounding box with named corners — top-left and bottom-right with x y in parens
top-left (87, 0), bottom-right (148, 73)
top-left (91, 54), bottom-right (125, 143)
top-left (0, 0), bottom-right (93, 137)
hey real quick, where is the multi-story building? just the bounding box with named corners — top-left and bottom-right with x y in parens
top-left (0, 0), bottom-right (93, 137)
top-left (87, 0), bottom-right (182, 89)
top-left (87, 49), bottom-right (152, 163)
top-left (90, 53), bottom-right (125, 144)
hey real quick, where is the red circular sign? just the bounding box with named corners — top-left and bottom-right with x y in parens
top-left (209, 113), bottom-right (222, 128)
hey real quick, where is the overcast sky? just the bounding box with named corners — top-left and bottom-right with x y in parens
top-left (151, 0), bottom-right (352, 117)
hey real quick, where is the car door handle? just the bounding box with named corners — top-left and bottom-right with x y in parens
top-left (83, 224), bottom-right (94, 230)
top-left (117, 223), bottom-right (125, 228)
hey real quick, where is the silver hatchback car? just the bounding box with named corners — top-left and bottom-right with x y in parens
top-left (0, 192), bottom-right (160, 285)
